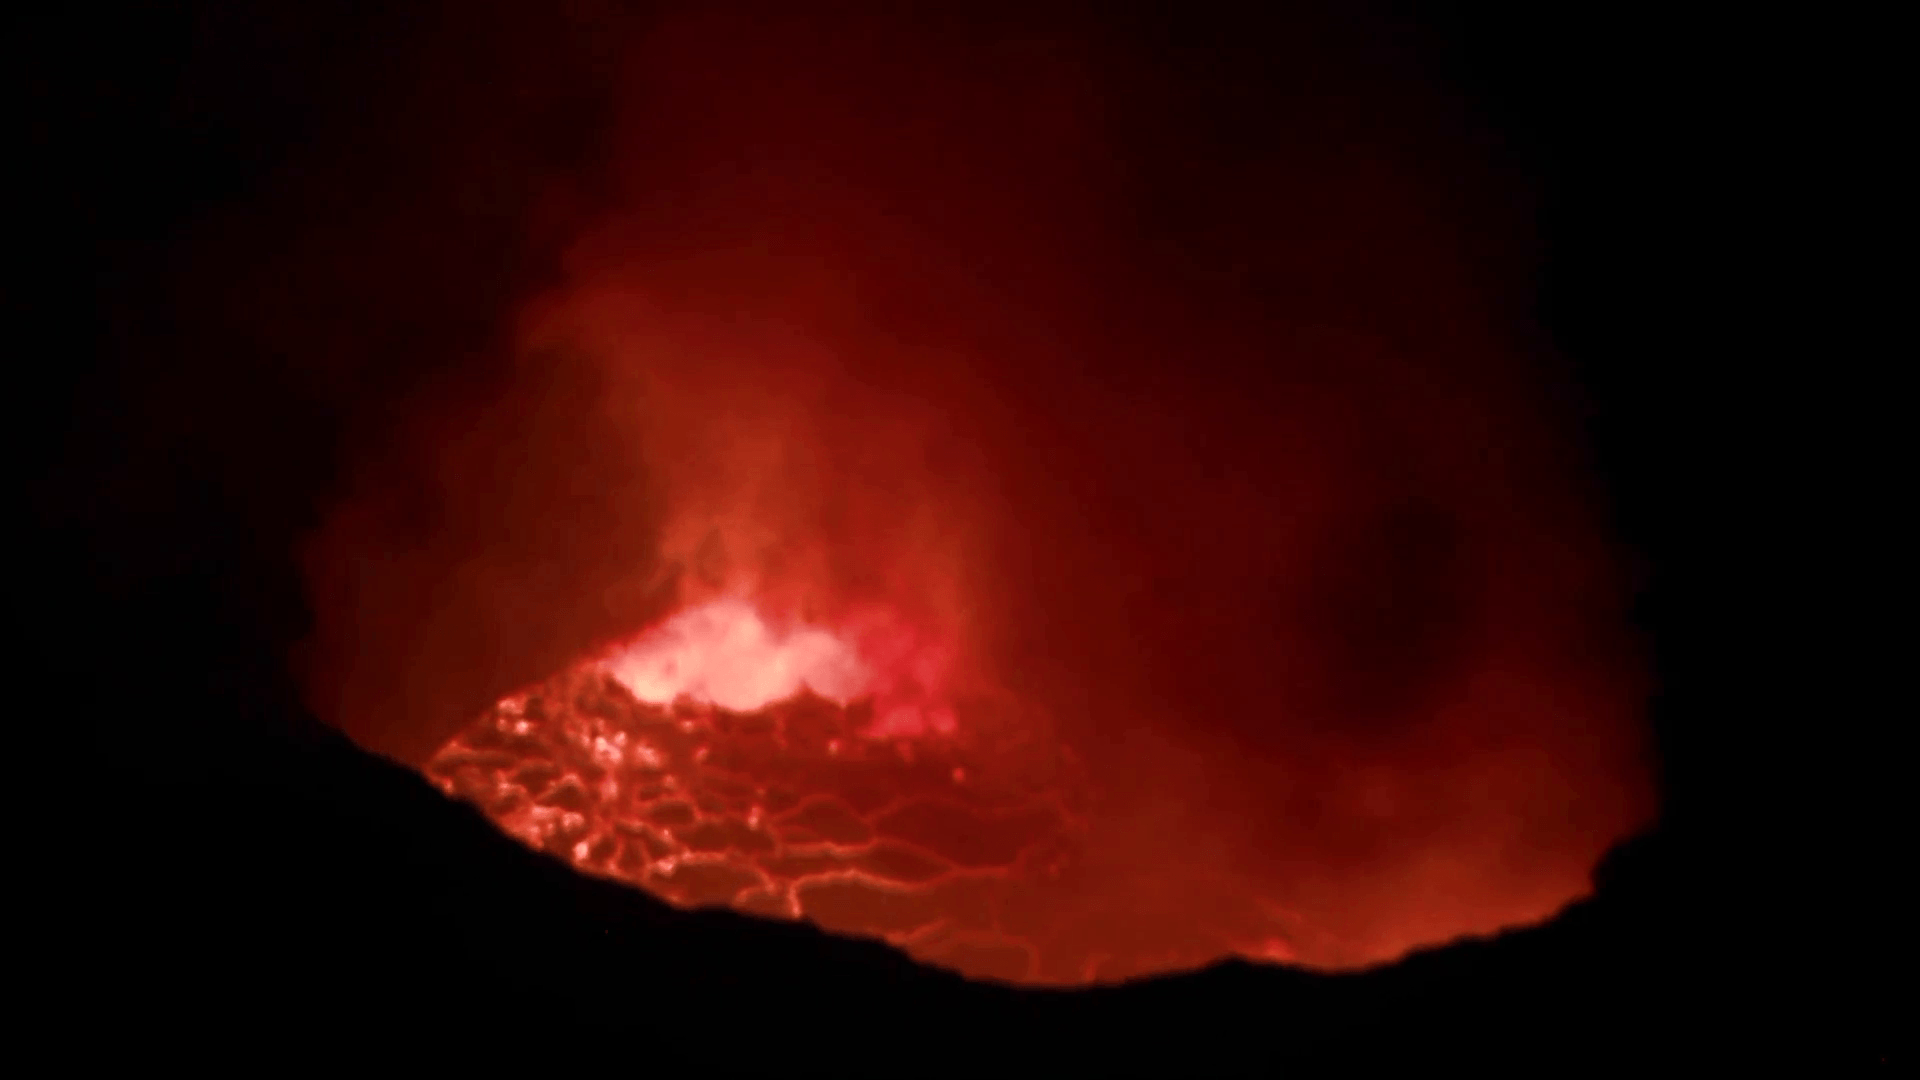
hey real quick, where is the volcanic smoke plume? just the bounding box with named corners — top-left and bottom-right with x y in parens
top-left (299, 8), bottom-right (1654, 984)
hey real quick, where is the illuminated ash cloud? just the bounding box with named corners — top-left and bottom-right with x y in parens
top-left (306, 7), bottom-right (1657, 986)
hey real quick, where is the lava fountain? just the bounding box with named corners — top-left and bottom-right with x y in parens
top-left (300, 7), bottom-right (1656, 986)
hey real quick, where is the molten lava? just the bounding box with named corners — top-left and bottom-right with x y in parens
top-left (430, 657), bottom-right (1102, 984)
top-left (601, 597), bottom-right (958, 739)
top-left (431, 590), bottom-right (1302, 985)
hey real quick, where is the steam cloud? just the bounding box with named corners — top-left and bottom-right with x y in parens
top-left (298, 7), bottom-right (1654, 973)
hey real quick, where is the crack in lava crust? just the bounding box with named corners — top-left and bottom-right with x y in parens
top-left (429, 665), bottom-right (1303, 985)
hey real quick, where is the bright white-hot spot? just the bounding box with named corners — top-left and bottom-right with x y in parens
top-left (602, 597), bottom-right (874, 711)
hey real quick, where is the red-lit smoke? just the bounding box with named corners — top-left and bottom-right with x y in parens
top-left (299, 8), bottom-right (1655, 980)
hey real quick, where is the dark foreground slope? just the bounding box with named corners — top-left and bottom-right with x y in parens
top-left (66, 713), bottom-right (1711, 1071)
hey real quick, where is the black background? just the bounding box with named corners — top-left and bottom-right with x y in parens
top-left (12, 1), bottom-right (1901, 1069)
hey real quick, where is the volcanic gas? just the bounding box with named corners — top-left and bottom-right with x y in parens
top-left (300, 7), bottom-right (1656, 986)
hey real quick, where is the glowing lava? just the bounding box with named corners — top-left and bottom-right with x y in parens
top-left (601, 597), bottom-right (958, 739)
top-left (428, 595), bottom-right (1135, 984)
top-left (430, 624), bottom-right (1201, 986)
top-left (603, 597), bottom-right (867, 711)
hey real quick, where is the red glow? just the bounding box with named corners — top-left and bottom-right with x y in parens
top-left (299, 8), bottom-right (1656, 986)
